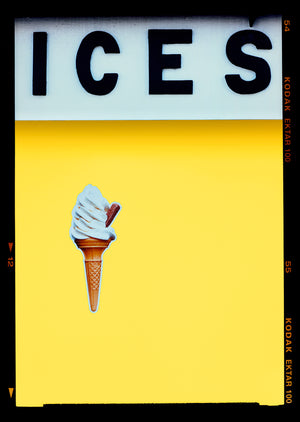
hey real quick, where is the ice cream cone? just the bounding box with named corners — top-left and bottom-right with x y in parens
top-left (75, 237), bottom-right (112, 312)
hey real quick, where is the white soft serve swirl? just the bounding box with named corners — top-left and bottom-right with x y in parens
top-left (70, 184), bottom-right (116, 241)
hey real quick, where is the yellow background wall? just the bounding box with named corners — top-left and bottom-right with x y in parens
top-left (15, 120), bottom-right (284, 406)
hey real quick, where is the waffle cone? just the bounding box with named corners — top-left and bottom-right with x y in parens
top-left (75, 237), bottom-right (112, 312)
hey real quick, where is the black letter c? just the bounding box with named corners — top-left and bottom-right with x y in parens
top-left (76, 31), bottom-right (120, 95)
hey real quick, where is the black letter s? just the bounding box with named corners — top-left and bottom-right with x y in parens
top-left (225, 30), bottom-right (272, 94)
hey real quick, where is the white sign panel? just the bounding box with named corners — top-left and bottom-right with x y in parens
top-left (15, 16), bottom-right (282, 120)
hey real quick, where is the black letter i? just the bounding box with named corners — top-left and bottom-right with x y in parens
top-left (32, 32), bottom-right (48, 95)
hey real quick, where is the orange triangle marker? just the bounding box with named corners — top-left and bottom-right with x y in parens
top-left (8, 387), bottom-right (14, 398)
top-left (8, 242), bottom-right (13, 252)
